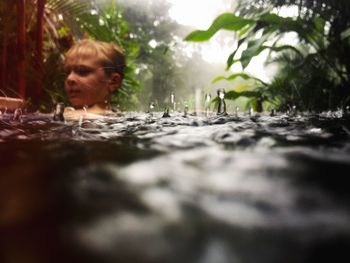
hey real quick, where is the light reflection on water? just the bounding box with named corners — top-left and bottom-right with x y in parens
top-left (1, 111), bottom-right (350, 263)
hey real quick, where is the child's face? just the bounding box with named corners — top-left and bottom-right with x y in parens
top-left (64, 55), bottom-right (111, 108)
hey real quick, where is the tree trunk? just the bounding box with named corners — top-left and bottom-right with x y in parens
top-left (17, 0), bottom-right (26, 99)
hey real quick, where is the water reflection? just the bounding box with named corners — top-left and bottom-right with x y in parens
top-left (1, 111), bottom-right (350, 262)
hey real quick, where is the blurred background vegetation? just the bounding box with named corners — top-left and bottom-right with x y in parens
top-left (1, 0), bottom-right (350, 112)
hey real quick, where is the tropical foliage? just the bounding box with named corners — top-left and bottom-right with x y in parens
top-left (185, 0), bottom-right (350, 112)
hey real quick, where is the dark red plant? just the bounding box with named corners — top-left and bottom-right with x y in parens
top-left (34, 0), bottom-right (46, 100)
top-left (17, 0), bottom-right (26, 99)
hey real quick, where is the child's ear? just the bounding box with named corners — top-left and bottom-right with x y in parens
top-left (108, 73), bottom-right (122, 92)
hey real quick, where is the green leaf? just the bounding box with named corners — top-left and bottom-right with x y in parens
top-left (226, 37), bottom-right (247, 69)
top-left (240, 29), bottom-right (273, 68)
top-left (212, 73), bottom-right (267, 86)
top-left (211, 76), bottom-right (228, 83)
top-left (234, 84), bottom-right (255, 92)
top-left (184, 13), bottom-right (253, 42)
top-left (259, 13), bottom-right (292, 25)
top-left (226, 53), bottom-right (240, 69)
top-left (239, 23), bottom-right (255, 37)
top-left (264, 44), bottom-right (303, 58)
top-left (224, 90), bottom-right (261, 100)
top-left (341, 28), bottom-right (350, 40)
top-left (313, 16), bottom-right (325, 34)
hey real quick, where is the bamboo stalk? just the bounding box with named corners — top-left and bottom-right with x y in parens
top-left (17, 0), bottom-right (26, 99)
top-left (0, 33), bottom-right (8, 92)
top-left (34, 0), bottom-right (46, 99)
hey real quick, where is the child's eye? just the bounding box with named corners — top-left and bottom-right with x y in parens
top-left (63, 68), bottom-right (71, 76)
top-left (75, 66), bottom-right (93, 76)
top-left (63, 66), bottom-right (94, 77)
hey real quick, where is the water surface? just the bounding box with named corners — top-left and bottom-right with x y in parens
top-left (1, 111), bottom-right (350, 263)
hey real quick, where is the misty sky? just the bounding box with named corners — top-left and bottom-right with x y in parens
top-left (167, 0), bottom-right (236, 29)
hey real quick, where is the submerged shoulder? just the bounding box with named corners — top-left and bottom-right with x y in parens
top-left (63, 106), bottom-right (121, 120)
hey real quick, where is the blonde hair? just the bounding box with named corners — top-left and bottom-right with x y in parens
top-left (65, 39), bottom-right (125, 77)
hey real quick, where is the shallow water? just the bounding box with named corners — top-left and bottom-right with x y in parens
top-left (1, 111), bottom-right (350, 263)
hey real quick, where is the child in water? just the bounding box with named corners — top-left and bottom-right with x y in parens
top-left (63, 39), bottom-right (125, 117)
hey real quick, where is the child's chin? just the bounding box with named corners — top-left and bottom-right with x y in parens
top-left (70, 100), bottom-right (85, 108)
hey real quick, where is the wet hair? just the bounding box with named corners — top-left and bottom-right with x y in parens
top-left (64, 39), bottom-right (125, 78)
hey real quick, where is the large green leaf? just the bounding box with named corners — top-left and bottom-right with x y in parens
top-left (240, 28), bottom-right (273, 68)
top-left (239, 23), bottom-right (256, 37)
top-left (266, 45), bottom-right (303, 57)
top-left (237, 19), bottom-right (304, 69)
top-left (226, 37), bottom-right (248, 69)
top-left (234, 84), bottom-right (256, 92)
top-left (184, 13), bottom-right (253, 42)
top-left (212, 73), bottom-right (267, 86)
top-left (224, 90), bottom-right (261, 100)
top-left (341, 28), bottom-right (350, 40)
top-left (259, 13), bottom-right (290, 25)
top-left (260, 14), bottom-right (300, 32)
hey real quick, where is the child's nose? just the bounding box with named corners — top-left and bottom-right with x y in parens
top-left (66, 73), bottom-right (77, 86)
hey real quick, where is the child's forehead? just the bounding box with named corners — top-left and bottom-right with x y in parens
top-left (65, 54), bottom-right (103, 67)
